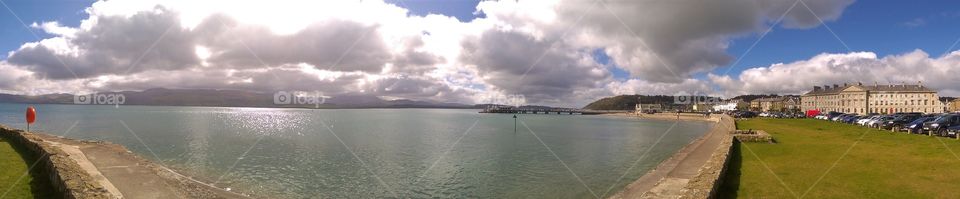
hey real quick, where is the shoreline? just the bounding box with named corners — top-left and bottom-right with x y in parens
top-left (0, 125), bottom-right (250, 199)
top-left (604, 113), bottom-right (732, 198)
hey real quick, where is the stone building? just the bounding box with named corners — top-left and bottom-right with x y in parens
top-left (753, 96), bottom-right (801, 112)
top-left (949, 99), bottom-right (960, 112)
top-left (635, 103), bottom-right (663, 113)
top-left (801, 83), bottom-right (943, 114)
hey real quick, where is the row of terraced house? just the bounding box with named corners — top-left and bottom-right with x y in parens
top-left (637, 82), bottom-right (960, 114)
top-left (800, 82), bottom-right (954, 114)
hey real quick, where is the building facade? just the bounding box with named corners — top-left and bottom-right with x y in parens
top-left (754, 96), bottom-right (801, 112)
top-left (749, 100), bottom-right (761, 111)
top-left (949, 99), bottom-right (960, 112)
top-left (635, 103), bottom-right (663, 113)
top-left (801, 83), bottom-right (943, 114)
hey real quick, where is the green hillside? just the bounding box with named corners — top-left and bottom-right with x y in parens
top-left (582, 95), bottom-right (676, 110)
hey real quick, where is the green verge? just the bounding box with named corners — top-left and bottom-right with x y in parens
top-left (0, 137), bottom-right (55, 199)
top-left (719, 118), bottom-right (960, 198)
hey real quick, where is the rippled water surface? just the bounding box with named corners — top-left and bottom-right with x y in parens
top-left (0, 103), bottom-right (713, 198)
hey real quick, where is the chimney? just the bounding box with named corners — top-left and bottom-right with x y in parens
top-left (857, 82), bottom-right (863, 86)
top-left (843, 83), bottom-right (848, 87)
top-left (833, 84), bottom-right (839, 89)
top-left (814, 86), bottom-right (821, 91)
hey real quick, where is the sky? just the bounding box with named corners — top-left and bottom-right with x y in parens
top-left (2, 0), bottom-right (960, 107)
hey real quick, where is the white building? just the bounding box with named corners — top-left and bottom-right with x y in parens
top-left (713, 102), bottom-right (738, 111)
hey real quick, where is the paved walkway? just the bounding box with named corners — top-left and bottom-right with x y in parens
top-left (45, 141), bottom-right (124, 198)
top-left (610, 115), bottom-right (734, 199)
top-left (37, 134), bottom-right (248, 199)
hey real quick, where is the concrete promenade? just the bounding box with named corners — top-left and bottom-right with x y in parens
top-left (32, 133), bottom-right (249, 199)
top-left (608, 113), bottom-right (734, 199)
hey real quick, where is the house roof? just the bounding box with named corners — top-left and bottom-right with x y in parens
top-left (754, 96), bottom-right (800, 102)
top-left (804, 84), bottom-right (935, 96)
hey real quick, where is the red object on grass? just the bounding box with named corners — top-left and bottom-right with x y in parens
top-left (25, 106), bottom-right (36, 124)
top-left (806, 109), bottom-right (820, 118)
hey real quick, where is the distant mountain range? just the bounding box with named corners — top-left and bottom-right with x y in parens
top-left (0, 88), bottom-right (476, 109)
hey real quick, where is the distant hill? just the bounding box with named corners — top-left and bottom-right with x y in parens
top-left (0, 88), bottom-right (472, 109)
top-left (582, 95), bottom-right (677, 110)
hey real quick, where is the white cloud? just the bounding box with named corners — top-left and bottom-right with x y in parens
top-left (710, 50), bottom-right (960, 97)
top-left (1, 0), bottom-right (872, 107)
top-left (477, 0), bottom-right (856, 83)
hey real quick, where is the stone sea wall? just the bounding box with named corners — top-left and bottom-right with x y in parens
top-left (680, 115), bottom-right (736, 199)
top-left (0, 125), bottom-right (115, 199)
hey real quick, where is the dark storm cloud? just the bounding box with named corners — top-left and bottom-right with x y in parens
top-left (389, 37), bottom-right (445, 74)
top-left (460, 29), bottom-right (609, 103)
top-left (547, 0), bottom-right (855, 83)
top-left (194, 15), bottom-right (393, 72)
top-left (7, 6), bottom-right (198, 79)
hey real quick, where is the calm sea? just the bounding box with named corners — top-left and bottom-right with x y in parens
top-left (0, 103), bottom-right (712, 198)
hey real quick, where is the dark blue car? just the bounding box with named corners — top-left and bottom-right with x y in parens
top-left (904, 117), bottom-right (935, 134)
top-left (946, 125), bottom-right (960, 138)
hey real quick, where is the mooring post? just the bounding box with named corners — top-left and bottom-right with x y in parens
top-left (513, 115), bottom-right (517, 133)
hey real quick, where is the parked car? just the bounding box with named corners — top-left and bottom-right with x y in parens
top-left (733, 111), bottom-right (757, 118)
top-left (903, 117), bottom-right (937, 134)
top-left (832, 114), bottom-right (850, 122)
top-left (922, 114), bottom-right (960, 136)
top-left (792, 112), bottom-right (806, 118)
top-left (868, 115), bottom-right (893, 128)
top-left (842, 115), bottom-right (860, 123)
top-left (857, 115), bottom-right (880, 126)
top-left (824, 112), bottom-right (842, 121)
top-left (945, 125), bottom-right (960, 138)
top-left (881, 114), bottom-right (921, 132)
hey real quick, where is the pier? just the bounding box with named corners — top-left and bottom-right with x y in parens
top-left (479, 107), bottom-right (628, 115)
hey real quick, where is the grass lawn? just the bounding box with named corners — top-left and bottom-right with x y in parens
top-left (719, 118), bottom-right (960, 198)
top-left (0, 137), bottom-right (55, 199)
